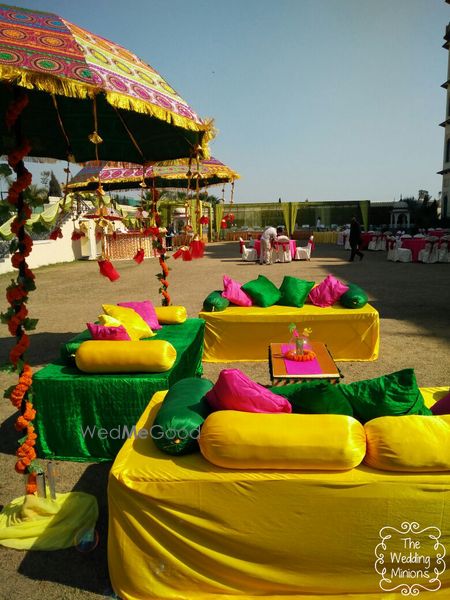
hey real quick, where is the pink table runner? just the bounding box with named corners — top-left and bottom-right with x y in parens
top-left (281, 344), bottom-right (324, 375)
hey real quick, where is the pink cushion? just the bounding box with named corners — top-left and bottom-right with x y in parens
top-left (221, 275), bottom-right (253, 307)
top-left (87, 323), bottom-right (131, 341)
top-left (430, 392), bottom-right (450, 415)
top-left (308, 275), bottom-right (349, 307)
top-left (205, 369), bottom-right (292, 413)
top-left (118, 300), bottom-right (162, 330)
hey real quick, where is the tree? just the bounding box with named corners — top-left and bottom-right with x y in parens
top-left (49, 171), bottom-right (62, 197)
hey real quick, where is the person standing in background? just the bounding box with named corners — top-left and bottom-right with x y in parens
top-left (349, 217), bottom-right (364, 261)
top-left (316, 216), bottom-right (321, 230)
top-left (260, 225), bottom-right (282, 264)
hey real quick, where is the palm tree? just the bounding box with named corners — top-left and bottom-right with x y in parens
top-left (23, 184), bottom-right (49, 212)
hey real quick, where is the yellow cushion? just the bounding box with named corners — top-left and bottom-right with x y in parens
top-left (102, 304), bottom-right (154, 340)
top-left (154, 305), bottom-right (187, 324)
top-left (75, 340), bottom-right (177, 373)
top-left (199, 411), bottom-right (366, 470)
top-left (364, 415), bottom-right (450, 472)
top-left (98, 314), bottom-right (122, 328)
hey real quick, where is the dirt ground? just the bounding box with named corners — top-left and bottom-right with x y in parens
top-left (0, 241), bottom-right (449, 600)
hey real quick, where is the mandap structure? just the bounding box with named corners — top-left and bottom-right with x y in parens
top-left (0, 0), bottom-right (212, 535)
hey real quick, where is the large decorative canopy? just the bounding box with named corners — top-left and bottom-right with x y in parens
top-left (0, 4), bottom-right (213, 163)
top-left (66, 157), bottom-right (240, 192)
top-left (0, 3), bottom-right (213, 504)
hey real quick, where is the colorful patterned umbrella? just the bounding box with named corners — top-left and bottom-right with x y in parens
top-left (0, 4), bottom-right (212, 163)
top-left (66, 157), bottom-right (240, 192)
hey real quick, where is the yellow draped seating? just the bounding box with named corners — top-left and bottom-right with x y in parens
top-left (108, 387), bottom-right (450, 600)
top-left (198, 304), bottom-right (380, 362)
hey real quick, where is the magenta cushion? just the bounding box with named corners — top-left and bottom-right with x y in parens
top-left (308, 275), bottom-right (349, 308)
top-left (118, 300), bottom-right (162, 330)
top-left (87, 323), bottom-right (131, 341)
top-left (430, 392), bottom-right (450, 415)
top-left (221, 275), bottom-right (253, 307)
top-left (205, 369), bottom-right (292, 413)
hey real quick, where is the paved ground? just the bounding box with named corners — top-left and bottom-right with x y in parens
top-left (0, 241), bottom-right (449, 599)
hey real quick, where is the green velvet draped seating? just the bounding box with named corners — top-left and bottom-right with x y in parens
top-left (33, 319), bottom-right (205, 462)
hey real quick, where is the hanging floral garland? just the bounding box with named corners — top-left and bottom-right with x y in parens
top-left (1, 91), bottom-right (39, 494)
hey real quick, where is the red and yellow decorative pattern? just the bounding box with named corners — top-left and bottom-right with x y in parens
top-left (66, 157), bottom-right (239, 191)
top-left (0, 4), bottom-right (210, 137)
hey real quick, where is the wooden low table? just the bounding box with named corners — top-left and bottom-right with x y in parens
top-left (269, 341), bottom-right (341, 386)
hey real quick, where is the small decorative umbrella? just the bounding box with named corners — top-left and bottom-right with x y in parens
top-left (0, 2), bottom-right (212, 525)
top-left (65, 157), bottom-right (239, 192)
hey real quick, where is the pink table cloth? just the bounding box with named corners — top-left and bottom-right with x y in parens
top-left (254, 239), bottom-right (296, 259)
top-left (400, 238), bottom-right (427, 262)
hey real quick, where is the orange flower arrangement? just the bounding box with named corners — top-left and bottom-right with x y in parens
top-left (2, 91), bottom-right (39, 493)
top-left (283, 349), bottom-right (317, 362)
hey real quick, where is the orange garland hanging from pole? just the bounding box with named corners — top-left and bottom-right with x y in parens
top-left (1, 89), bottom-right (39, 493)
top-left (149, 181), bottom-right (171, 306)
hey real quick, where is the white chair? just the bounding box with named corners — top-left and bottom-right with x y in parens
top-left (295, 235), bottom-right (314, 260)
top-left (367, 235), bottom-right (378, 251)
top-left (387, 237), bottom-right (398, 261)
top-left (418, 237), bottom-right (439, 264)
top-left (376, 235), bottom-right (387, 251)
top-left (437, 238), bottom-right (449, 263)
top-left (239, 237), bottom-right (257, 261)
top-left (241, 246), bottom-right (257, 261)
top-left (387, 238), bottom-right (412, 262)
top-left (343, 230), bottom-right (351, 250)
top-left (397, 245), bottom-right (412, 262)
top-left (274, 236), bottom-right (292, 263)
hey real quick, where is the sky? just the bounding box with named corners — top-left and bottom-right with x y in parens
top-left (7, 0), bottom-right (450, 204)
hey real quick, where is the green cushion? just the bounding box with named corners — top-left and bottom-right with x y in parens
top-left (270, 381), bottom-right (353, 416)
top-left (339, 283), bottom-right (368, 309)
top-left (153, 377), bottom-right (214, 455)
top-left (202, 290), bottom-right (230, 312)
top-left (277, 276), bottom-right (315, 308)
top-left (241, 275), bottom-right (281, 307)
top-left (340, 368), bottom-right (432, 424)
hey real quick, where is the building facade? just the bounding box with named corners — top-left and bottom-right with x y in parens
top-left (440, 11), bottom-right (450, 219)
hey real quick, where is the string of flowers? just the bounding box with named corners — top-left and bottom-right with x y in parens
top-left (148, 187), bottom-right (171, 306)
top-left (1, 90), bottom-right (40, 494)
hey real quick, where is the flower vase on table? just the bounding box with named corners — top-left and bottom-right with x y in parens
top-left (285, 324), bottom-right (316, 362)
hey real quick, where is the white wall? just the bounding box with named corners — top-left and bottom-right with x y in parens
top-left (0, 212), bottom-right (82, 275)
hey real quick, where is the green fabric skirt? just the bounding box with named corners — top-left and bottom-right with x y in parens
top-left (33, 319), bottom-right (205, 462)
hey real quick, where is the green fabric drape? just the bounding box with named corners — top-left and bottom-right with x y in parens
top-left (0, 198), bottom-right (69, 240)
top-left (215, 203), bottom-right (224, 237)
top-left (359, 200), bottom-right (369, 232)
top-left (281, 202), bottom-right (299, 235)
top-left (35, 319), bottom-right (205, 461)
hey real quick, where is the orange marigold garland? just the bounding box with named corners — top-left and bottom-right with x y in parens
top-left (1, 90), bottom-right (40, 493)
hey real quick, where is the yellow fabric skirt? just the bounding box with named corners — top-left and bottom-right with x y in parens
top-left (108, 388), bottom-right (450, 600)
top-left (199, 304), bottom-right (380, 362)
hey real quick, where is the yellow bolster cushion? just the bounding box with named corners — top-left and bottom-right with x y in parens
top-left (199, 411), bottom-right (366, 470)
top-left (154, 305), bottom-right (187, 324)
top-left (102, 304), bottom-right (154, 340)
top-left (364, 415), bottom-right (450, 472)
top-left (75, 340), bottom-right (177, 373)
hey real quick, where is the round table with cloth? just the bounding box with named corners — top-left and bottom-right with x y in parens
top-left (399, 238), bottom-right (427, 262)
top-left (254, 239), bottom-right (296, 259)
